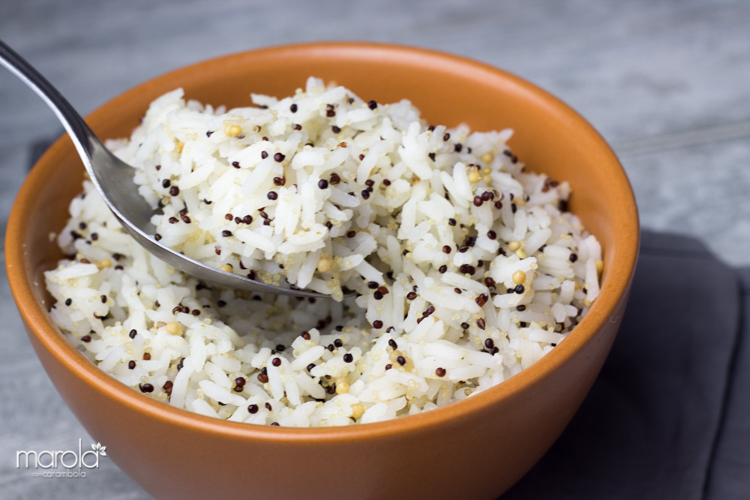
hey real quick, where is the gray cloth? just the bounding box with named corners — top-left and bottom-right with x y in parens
top-left (19, 144), bottom-right (750, 498)
top-left (504, 231), bottom-right (747, 499)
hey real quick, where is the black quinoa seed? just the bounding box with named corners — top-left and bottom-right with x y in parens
top-left (129, 329), bottom-right (137, 339)
top-left (290, 103), bottom-right (298, 113)
top-left (169, 186), bottom-right (180, 196)
top-left (361, 189), bottom-right (370, 199)
top-left (139, 383), bottom-right (154, 393)
top-left (515, 284), bottom-right (525, 294)
top-left (455, 143), bottom-right (463, 153)
top-left (396, 356), bottom-right (406, 366)
top-left (448, 218), bottom-right (456, 226)
top-left (232, 161), bottom-right (240, 168)
top-left (368, 100), bottom-right (378, 110)
top-left (439, 265), bottom-right (447, 274)
top-left (154, 233), bottom-right (162, 241)
top-left (368, 281), bottom-right (379, 289)
top-left (443, 133), bottom-right (450, 141)
top-left (274, 153), bottom-right (285, 162)
top-left (569, 253), bottom-right (578, 262)
top-left (406, 292), bottom-right (417, 300)
top-left (318, 179), bottom-right (328, 189)
top-left (332, 125), bottom-right (341, 133)
top-left (222, 230), bottom-right (233, 237)
top-left (517, 305), bottom-right (526, 311)
top-left (248, 404), bottom-right (259, 414)
top-left (330, 173), bottom-right (341, 185)
top-left (267, 191), bottom-right (278, 200)
top-left (461, 322), bottom-right (470, 330)
top-left (343, 353), bottom-right (354, 363)
top-left (442, 245), bottom-right (452, 254)
top-left (80, 335), bottom-right (90, 342)
top-left (477, 318), bottom-right (486, 330)
top-left (162, 179), bottom-right (171, 188)
top-left (65, 298), bottom-right (72, 306)
top-left (265, 402), bottom-right (273, 411)
top-left (128, 360), bottom-right (136, 369)
top-left (307, 363), bottom-right (316, 372)
top-left (334, 339), bottom-right (343, 348)
top-left (436, 367), bottom-right (446, 377)
top-left (484, 338), bottom-right (495, 349)
top-left (272, 357), bottom-right (281, 367)
top-left (374, 291), bottom-right (384, 300)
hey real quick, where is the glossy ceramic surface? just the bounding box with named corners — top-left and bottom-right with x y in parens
top-left (6, 42), bottom-right (639, 500)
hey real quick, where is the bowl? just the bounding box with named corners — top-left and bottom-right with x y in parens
top-left (6, 42), bottom-right (639, 499)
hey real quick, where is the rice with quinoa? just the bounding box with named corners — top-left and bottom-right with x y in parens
top-left (44, 77), bottom-right (602, 427)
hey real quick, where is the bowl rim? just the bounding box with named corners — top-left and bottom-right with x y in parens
top-left (6, 41), bottom-right (639, 443)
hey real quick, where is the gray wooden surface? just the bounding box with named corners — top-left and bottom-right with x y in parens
top-left (1, 0), bottom-right (749, 498)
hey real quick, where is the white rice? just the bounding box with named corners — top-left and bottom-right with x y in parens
top-left (45, 78), bottom-right (602, 427)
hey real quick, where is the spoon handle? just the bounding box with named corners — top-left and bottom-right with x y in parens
top-left (0, 38), bottom-right (97, 167)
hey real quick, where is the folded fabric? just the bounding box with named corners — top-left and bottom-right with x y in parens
top-left (25, 136), bottom-right (750, 498)
top-left (503, 231), bottom-right (742, 499)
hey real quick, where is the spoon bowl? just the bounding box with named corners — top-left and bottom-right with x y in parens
top-left (0, 38), bottom-right (327, 298)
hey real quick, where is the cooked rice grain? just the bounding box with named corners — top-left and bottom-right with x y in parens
top-left (46, 78), bottom-right (601, 427)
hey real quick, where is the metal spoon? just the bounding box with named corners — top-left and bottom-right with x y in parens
top-left (0, 39), bottom-right (325, 298)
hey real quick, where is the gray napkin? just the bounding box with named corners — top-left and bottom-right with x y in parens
top-left (503, 231), bottom-right (747, 499)
top-left (25, 135), bottom-right (750, 499)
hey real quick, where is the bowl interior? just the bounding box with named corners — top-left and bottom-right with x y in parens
top-left (10, 42), bottom-right (639, 435)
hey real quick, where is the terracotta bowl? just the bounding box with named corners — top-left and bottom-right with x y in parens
top-left (6, 42), bottom-right (639, 499)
